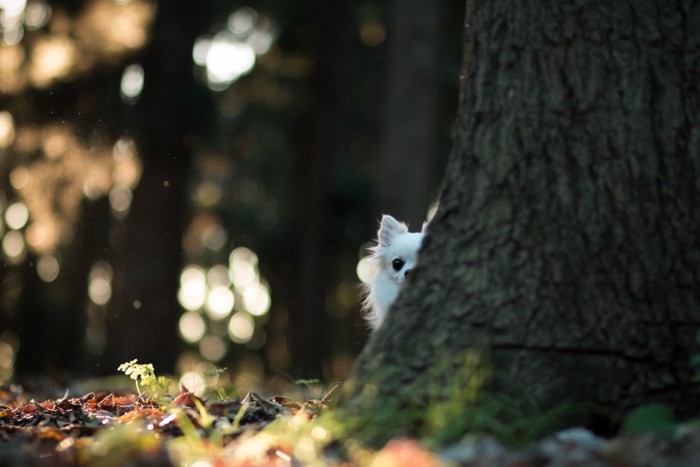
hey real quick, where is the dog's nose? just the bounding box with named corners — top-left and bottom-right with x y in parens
top-left (404, 268), bottom-right (412, 278)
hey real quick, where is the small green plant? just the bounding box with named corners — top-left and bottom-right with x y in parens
top-left (117, 359), bottom-right (171, 398)
top-left (622, 403), bottom-right (677, 441)
top-left (202, 367), bottom-right (228, 379)
top-left (294, 378), bottom-right (322, 387)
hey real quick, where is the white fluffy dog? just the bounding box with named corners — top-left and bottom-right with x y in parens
top-left (362, 215), bottom-right (425, 331)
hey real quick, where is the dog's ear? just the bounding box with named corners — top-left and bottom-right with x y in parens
top-left (377, 215), bottom-right (407, 247)
top-left (422, 204), bottom-right (438, 232)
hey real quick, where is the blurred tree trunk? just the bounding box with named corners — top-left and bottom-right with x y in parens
top-left (101, 1), bottom-right (208, 375)
top-left (290, 1), bottom-right (350, 377)
top-left (375, 0), bottom-right (444, 226)
top-left (343, 0), bottom-right (700, 442)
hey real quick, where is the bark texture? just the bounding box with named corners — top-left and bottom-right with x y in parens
top-left (345, 0), bottom-right (700, 434)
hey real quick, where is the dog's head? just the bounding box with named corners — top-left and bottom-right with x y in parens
top-left (374, 215), bottom-right (424, 285)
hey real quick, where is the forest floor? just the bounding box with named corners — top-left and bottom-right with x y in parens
top-left (1, 378), bottom-right (700, 466)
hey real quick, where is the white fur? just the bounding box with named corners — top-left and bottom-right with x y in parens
top-left (362, 215), bottom-right (425, 331)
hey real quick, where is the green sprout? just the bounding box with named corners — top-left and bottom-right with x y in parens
top-left (201, 367), bottom-right (228, 379)
top-left (117, 359), bottom-right (171, 398)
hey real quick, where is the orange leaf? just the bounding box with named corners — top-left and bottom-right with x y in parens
top-left (369, 439), bottom-right (442, 467)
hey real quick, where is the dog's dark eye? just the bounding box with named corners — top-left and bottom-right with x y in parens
top-left (392, 258), bottom-right (405, 271)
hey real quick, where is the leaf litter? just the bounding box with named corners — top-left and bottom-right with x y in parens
top-left (0, 381), bottom-right (339, 466)
top-left (3, 380), bottom-right (700, 466)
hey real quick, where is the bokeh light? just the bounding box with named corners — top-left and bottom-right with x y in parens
top-left (192, 7), bottom-right (276, 92)
top-left (242, 281), bottom-right (270, 316)
top-left (201, 223), bottom-right (227, 251)
top-left (178, 265), bottom-right (208, 311)
top-left (206, 285), bottom-right (235, 319)
top-left (229, 247), bottom-right (258, 289)
top-left (0, 340), bottom-right (14, 374)
top-left (192, 37), bottom-right (209, 66)
top-left (227, 7), bottom-right (256, 36)
top-left (199, 335), bottom-right (227, 362)
top-left (24, 1), bottom-right (51, 30)
top-left (0, 0), bottom-right (26, 45)
top-left (29, 35), bottom-right (77, 87)
top-left (76, 0), bottom-right (155, 55)
top-left (88, 261), bottom-right (113, 306)
top-left (25, 220), bottom-right (59, 255)
top-left (179, 371), bottom-right (206, 397)
top-left (4, 202), bottom-right (29, 230)
top-left (1, 0), bottom-right (154, 88)
top-left (246, 26), bottom-right (274, 56)
top-left (356, 255), bottom-right (376, 284)
top-left (120, 63), bottom-right (144, 104)
top-left (0, 111), bottom-right (15, 147)
top-left (2, 230), bottom-right (25, 263)
top-left (228, 311), bottom-right (255, 344)
top-left (112, 137), bottom-right (142, 188)
top-left (359, 20), bottom-right (386, 47)
top-left (179, 311), bottom-right (206, 344)
top-left (2, 125), bottom-right (144, 264)
top-left (36, 255), bottom-right (60, 282)
top-left (0, 0), bottom-right (51, 43)
top-left (109, 185), bottom-right (133, 218)
top-left (0, 331), bottom-right (19, 380)
top-left (205, 32), bottom-right (255, 91)
top-left (0, 0), bottom-right (27, 20)
top-left (9, 166), bottom-right (29, 190)
top-left (178, 241), bottom-right (272, 360)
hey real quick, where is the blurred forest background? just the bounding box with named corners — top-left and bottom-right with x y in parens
top-left (0, 0), bottom-right (463, 394)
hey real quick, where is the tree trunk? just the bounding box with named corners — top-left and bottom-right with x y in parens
top-left (289, 1), bottom-right (349, 377)
top-left (101, 0), bottom-right (208, 375)
top-left (343, 0), bottom-right (700, 442)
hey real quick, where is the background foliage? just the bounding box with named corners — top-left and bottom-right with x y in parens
top-left (0, 0), bottom-right (463, 393)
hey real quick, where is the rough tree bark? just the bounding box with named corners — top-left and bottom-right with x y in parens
top-left (343, 0), bottom-right (700, 440)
